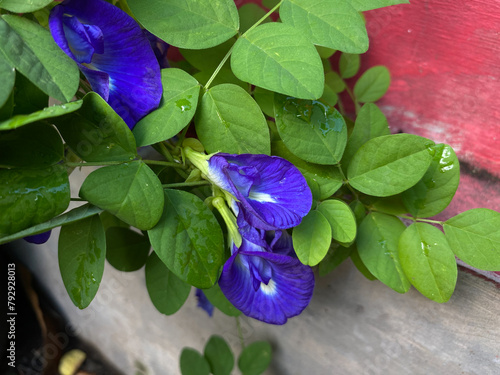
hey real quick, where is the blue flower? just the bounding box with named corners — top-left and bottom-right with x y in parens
top-left (23, 230), bottom-right (52, 244)
top-left (143, 30), bottom-right (170, 69)
top-left (185, 149), bottom-right (312, 230)
top-left (49, 0), bottom-right (162, 128)
top-left (218, 223), bottom-right (314, 325)
top-left (195, 289), bottom-right (214, 317)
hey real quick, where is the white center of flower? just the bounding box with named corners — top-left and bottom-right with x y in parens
top-left (248, 191), bottom-right (276, 203)
top-left (260, 279), bottom-right (277, 295)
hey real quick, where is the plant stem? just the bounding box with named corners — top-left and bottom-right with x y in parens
top-left (65, 160), bottom-right (186, 169)
top-left (204, 0), bottom-right (283, 90)
top-left (70, 198), bottom-right (86, 202)
top-left (344, 84), bottom-right (361, 114)
top-left (335, 164), bottom-right (359, 199)
top-left (398, 215), bottom-right (444, 225)
top-left (162, 181), bottom-right (210, 189)
top-left (143, 160), bottom-right (186, 169)
top-left (236, 316), bottom-right (245, 349)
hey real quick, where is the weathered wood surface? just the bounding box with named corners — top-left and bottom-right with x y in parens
top-left (9, 237), bottom-right (500, 375)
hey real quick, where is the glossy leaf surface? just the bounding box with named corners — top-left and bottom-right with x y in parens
top-left (293, 210), bottom-right (331, 266)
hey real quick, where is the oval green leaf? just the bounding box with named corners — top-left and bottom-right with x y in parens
top-left (145, 252), bottom-right (191, 315)
top-left (272, 140), bottom-right (343, 200)
top-left (54, 93), bottom-right (137, 162)
top-left (275, 95), bottom-right (347, 165)
top-left (1, 15), bottom-right (79, 102)
top-left (292, 210), bottom-right (332, 266)
top-left (231, 22), bottom-right (324, 100)
top-left (148, 189), bottom-right (224, 288)
top-left (0, 123), bottom-right (63, 168)
top-left (0, 0), bottom-right (53, 12)
top-left (12, 72), bottom-right (48, 115)
top-left (79, 161), bottom-right (164, 230)
top-left (128, 0), bottom-right (239, 49)
top-left (318, 199), bottom-right (357, 243)
top-left (195, 83), bottom-right (270, 155)
top-left (444, 208), bottom-right (500, 271)
top-left (339, 53), bottom-right (361, 79)
top-left (0, 100), bottom-right (82, 131)
top-left (0, 58), bottom-right (14, 108)
top-left (402, 143), bottom-right (460, 218)
top-left (180, 348), bottom-right (210, 375)
top-left (58, 214), bottom-right (106, 309)
top-left (349, 0), bottom-right (410, 11)
top-left (202, 283), bottom-right (241, 317)
top-left (238, 341), bottom-right (272, 375)
top-left (133, 68), bottom-right (200, 147)
top-left (280, 0), bottom-right (368, 53)
top-left (342, 103), bottom-right (390, 169)
top-left (105, 227), bottom-right (150, 272)
top-left (318, 243), bottom-right (353, 276)
top-left (399, 223), bottom-right (457, 303)
top-left (354, 66), bottom-right (391, 103)
top-left (0, 165), bottom-right (69, 237)
top-left (357, 212), bottom-right (410, 293)
top-left (204, 335), bottom-right (234, 375)
top-left (180, 38), bottom-right (235, 72)
top-left (347, 134), bottom-right (434, 197)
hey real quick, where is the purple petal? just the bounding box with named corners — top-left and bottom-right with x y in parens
top-left (219, 249), bottom-right (315, 325)
top-left (49, 0), bottom-right (162, 128)
top-left (208, 154), bottom-right (312, 230)
top-left (195, 289), bottom-right (214, 317)
top-left (143, 29), bottom-right (170, 69)
top-left (23, 231), bottom-right (52, 245)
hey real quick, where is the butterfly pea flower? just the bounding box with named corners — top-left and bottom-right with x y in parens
top-left (213, 206), bottom-right (314, 325)
top-left (195, 289), bottom-right (214, 317)
top-left (185, 149), bottom-right (312, 231)
top-left (143, 29), bottom-right (170, 69)
top-left (23, 230), bottom-right (52, 244)
top-left (49, 0), bottom-right (162, 128)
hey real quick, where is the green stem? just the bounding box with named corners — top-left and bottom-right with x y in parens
top-left (118, 0), bottom-right (134, 17)
top-left (335, 164), bottom-right (359, 199)
top-left (236, 316), bottom-right (245, 349)
top-left (398, 215), bottom-right (444, 225)
top-left (204, 0), bottom-right (283, 90)
top-left (70, 198), bottom-right (86, 202)
top-left (344, 84), bottom-right (361, 114)
top-left (66, 161), bottom-right (125, 167)
top-left (162, 181), bottom-right (210, 189)
top-left (143, 160), bottom-right (187, 169)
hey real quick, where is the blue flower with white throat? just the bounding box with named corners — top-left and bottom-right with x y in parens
top-left (185, 148), bottom-right (312, 231)
top-left (49, 0), bottom-right (162, 128)
top-left (213, 198), bottom-right (314, 325)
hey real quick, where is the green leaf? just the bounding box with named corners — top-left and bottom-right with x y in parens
top-left (280, 0), bottom-right (368, 53)
top-left (180, 38), bottom-right (235, 72)
top-left (180, 348), bottom-right (210, 375)
top-left (272, 141), bottom-right (342, 200)
top-left (316, 46), bottom-right (336, 59)
top-left (238, 341), bottom-right (272, 375)
top-left (1, 15), bottom-right (79, 102)
top-left (399, 223), bottom-right (457, 303)
top-left (350, 246), bottom-right (377, 280)
top-left (318, 244), bottom-right (353, 276)
top-left (54, 93), bottom-right (137, 162)
top-left (0, 165), bottom-right (69, 237)
top-left (318, 200), bottom-right (357, 244)
top-left (0, 57), bottom-right (14, 108)
top-left (133, 69), bottom-right (200, 147)
top-left (193, 68), bottom-right (247, 90)
top-left (348, 0), bottom-right (410, 11)
top-left (253, 86), bottom-right (275, 118)
top-left (325, 71), bottom-right (346, 93)
top-left (202, 283), bottom-right (241, 317)
top-left (148, 189), bottom-right (224, 288)
top-left (128, 0), bottom-right (239, 49)
top-left (204, 335), bottom-right (234, 375)
top-left (100, 211), bottom-right (129, 231)
top-left (262, 0), bottom-right (280, 9)
top-left (274, 95), bottom-right (347, 165)
top-left (370, 195), bottom-right (409, 216)
top-left (79, 161), bottom-right (164, 230)
top-left (195, 83), bottom-right (270, 155)
top-left (58, 215), bottom-right (106, 309)
top-left (320, 84), bottom-right (338, 107)
top-left (231, 22), bottom-right (324, 99)
top-left (238, 3), bottom-right (271, 34)
top-left (349, 200), bottom-right (367, 225)
top-left (0, 123), bottom-right (63, 168)
top-left (342, 103), bottom-right (390, 168)
top-left (105, 227), bottom-right (150, 272)
top-left (402, 144), bottom-right (460, 218)
top-left (354, 66), bottom-right (391, 103)
top-left (339, 53), bottom-right (361, 79)
top-left (357, 212), bottom-right (410, 293)
top-left (0, 204), bottom-right (102, 245)
top-left (12, 72), bottom-right (48, 115)
top-left (293, 210), bottom-right (331, 266)
top-left (347, 134), bottom-right (434, 197)
top-left (145, 252), bottom-right (191, 315)
top-left (0, 100), bottom-right (82, 131)
top-left (0, 0), bottom-right (53, 12)
top-left (443, 209), bottom-right (500, 271)
top-left (0, 89), bottom-right (13, 122)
